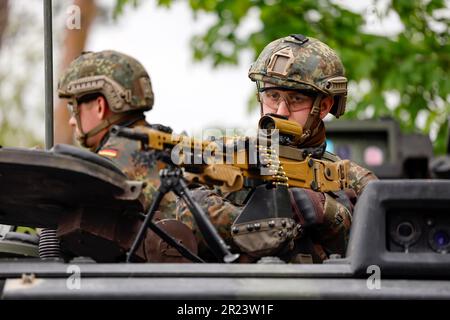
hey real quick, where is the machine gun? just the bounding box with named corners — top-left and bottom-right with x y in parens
top-left (111, 114), bottom-right (349, 193)
top-left (111, 115), bottom-right (350, 261)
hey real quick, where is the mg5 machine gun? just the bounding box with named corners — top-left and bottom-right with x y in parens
top-left (111, 114), bottom-right (350, 261)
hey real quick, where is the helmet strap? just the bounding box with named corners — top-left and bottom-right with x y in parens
top-left (299, 93), bottom-right (323, 146)
top-left (256, 82), bottom-right (264, 116)
top-left (72, 99), bottom-right (90, 147)
top-left (77, 112), bottom-right (142, 150)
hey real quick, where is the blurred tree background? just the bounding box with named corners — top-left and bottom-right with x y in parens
top-left (0, 0), bottom-right (101, 147)
top-left (0, 0), bottom-right (447, 153)
top-left (116, 0), bottom-right (450, 154)
top-left (0, 0), bottom-right (43, 147)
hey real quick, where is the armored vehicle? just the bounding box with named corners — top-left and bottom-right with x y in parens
top-left (1, 1), bottom-right (450, 301)
top-left (0, 116), bottom-right (449, 299)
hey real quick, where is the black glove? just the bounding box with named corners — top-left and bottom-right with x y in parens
top-left (289, 188), bottom-right (326, 227)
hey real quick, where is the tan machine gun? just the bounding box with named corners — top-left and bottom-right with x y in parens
top-left (111, 114), bottom-right (350, 261)
top-left (110, 114), bottom-right (349, 194)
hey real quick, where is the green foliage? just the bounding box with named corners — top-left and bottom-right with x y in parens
top-left (113, 0), bottom-right (141, 19)
top-left (0, 2), bottom-right (44, 148)
top-left (0, 66), bottom-right (43, 148)
top-left (115, 0), bottom-right (450, 154)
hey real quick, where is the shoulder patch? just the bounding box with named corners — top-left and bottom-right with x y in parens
top-left (98, 148), bottom-right (118, 158)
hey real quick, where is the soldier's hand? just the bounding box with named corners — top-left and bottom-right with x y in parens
top-left (290, 188), bottom-right (326, 227)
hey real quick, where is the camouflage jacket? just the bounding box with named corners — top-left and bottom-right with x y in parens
top-left (96, 116), bottom-right (177, 216)
top-left (177, 150), bottom-right (377, 262)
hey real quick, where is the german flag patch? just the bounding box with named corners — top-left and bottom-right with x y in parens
top-left (98, 148), bottom-right (118, 158)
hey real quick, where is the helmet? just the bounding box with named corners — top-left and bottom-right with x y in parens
top-left (58, 50), bottom-right (154, 149)
top-left (58, 50), bottom-right (154, 113)
top-left (248, 34), bottom-right (347, 117)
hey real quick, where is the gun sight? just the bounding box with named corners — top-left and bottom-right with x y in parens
top-left (259, 114), bottom-right (303, 145)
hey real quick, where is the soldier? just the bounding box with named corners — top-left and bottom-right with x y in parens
top-left (178, 34), bottom-right (377, 263)
top-left (57, 50), bottom-right (176, 215)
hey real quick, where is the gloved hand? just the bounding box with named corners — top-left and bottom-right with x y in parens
top-left (289, 187), bottom-right (353, 259)
top-left (289, 188), bottom-right (326, 227)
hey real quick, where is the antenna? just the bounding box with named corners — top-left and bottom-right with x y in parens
top-left (447, 116), bottom-right (450, 154)
top-left (44, 0), bottom-right (53, 149)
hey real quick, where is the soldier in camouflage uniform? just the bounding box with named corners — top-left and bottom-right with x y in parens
top-left (58, 50), bottom-right (176, 214)
top-left (178, 34), bottom-right (377, 262)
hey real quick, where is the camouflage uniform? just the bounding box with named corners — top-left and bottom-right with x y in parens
top-left (177, 156), bottom-right (376, 262)
top-left (58, 50), bottom-right (176, 214)
top-left (95, 119), bottom-right (177, 214)
top-left (177, 35), bottom-right (377, 262)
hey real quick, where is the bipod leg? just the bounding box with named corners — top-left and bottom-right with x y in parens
top-left (144, 218), bottom-right (204, 263)
top-left (126, 168), bottom-right (204, 263)
top-left (126, 188), bottom-right (166, 262)
top-left (173, 177), bottom-right (240, 263)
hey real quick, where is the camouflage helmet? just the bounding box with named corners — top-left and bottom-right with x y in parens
top-left (248, 34), bottom-right (347, 117)
top-left (58, 50), bottom-right (154, 113)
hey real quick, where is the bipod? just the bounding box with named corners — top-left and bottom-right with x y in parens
top-left (126, 167), bottom-right (239, 263)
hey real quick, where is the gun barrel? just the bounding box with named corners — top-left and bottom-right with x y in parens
top-left (110, 125), bottom-right (149, 143)
top-left (259, 114), bottom-right (303, 145)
